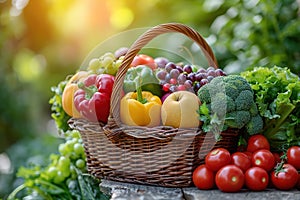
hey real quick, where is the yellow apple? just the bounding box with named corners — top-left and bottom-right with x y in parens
top-left (161, 91), bottom-right (200, 128)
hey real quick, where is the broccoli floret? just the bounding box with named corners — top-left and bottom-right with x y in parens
top-left (210, 76), bottom-right (240, 99)
top-left (198, 84), bottom-right (212, 103)
top-left (226, 96), bottom-right (236, 112)
top-left (224, 84), bottom-right (240, 100)
top-left (210, 93), bottom-right (235, 115)
top-left (210, 93), bottom-right (227, 118)
top-left (223, 75), bottom-right (252, 92)
top-left (209, 76), bottom-right (223, 85)
top-left (225, 111), bottom-right (251, 129)
top-left (246, 114), bottom-right (264, 135)
top-left (235, 90), bottom-right (254, 111)
top-left (249, 102), bottom-right (258, 117)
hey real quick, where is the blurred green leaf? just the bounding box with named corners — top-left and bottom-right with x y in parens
top-left (282, 20), bottom-right (300, 37)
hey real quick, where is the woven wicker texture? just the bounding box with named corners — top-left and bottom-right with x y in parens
top-left (69, 23), bottom-right (239, 187)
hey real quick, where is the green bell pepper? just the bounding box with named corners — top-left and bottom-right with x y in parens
top-left (123, 65), bottom-right (162, 97)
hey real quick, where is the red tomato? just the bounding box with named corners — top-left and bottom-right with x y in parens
top-left (245, 167), bottom-right (269, 191)
top-left (252, 149), bottom-right (275, 171)
top-left (192, 164), bottom-right (215, 190)
top-left (131, 54), bottom-right (157, 70)
top-left (247, 134), bottom-right (270, 152)
top-left (205, 148), bottom-right (231, 172)
top-left (215, 165), bottom-right (244, 192)
top-left (287, 146), bottom-right (300, 170)
top-left (271, 164), bottom-right (298, 190)
top-left (231, 152), bottom-right (251, 173)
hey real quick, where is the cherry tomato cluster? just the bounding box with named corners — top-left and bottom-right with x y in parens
top-left (193, 134), bottom-right (300, 192)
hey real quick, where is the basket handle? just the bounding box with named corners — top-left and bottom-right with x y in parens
top-left (109, 23), bottom-right (218, 124)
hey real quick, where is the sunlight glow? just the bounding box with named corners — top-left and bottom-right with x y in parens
top-left (13, 50), bottom-right (46, 82)
top-left (110, 7), bottom-right (134, 30)
top-left (12, 0), bottom-right (29, 10)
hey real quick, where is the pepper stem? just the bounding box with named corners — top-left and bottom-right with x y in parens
top-left (78, 82), bottom-right (98, 100)
top-left (135, 70), bottom-right (147, 104)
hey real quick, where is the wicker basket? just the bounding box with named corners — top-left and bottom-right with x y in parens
top-left (69, 23), bottom-right (239, 187)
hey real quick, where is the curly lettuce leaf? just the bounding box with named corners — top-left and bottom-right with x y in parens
top-left (241, 66), bottom-right (300, 151)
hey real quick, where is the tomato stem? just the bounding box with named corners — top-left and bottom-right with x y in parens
top-left (232, 176), bottom-right (237, 183)
top-left (255, 159), bottom-right (261, 166)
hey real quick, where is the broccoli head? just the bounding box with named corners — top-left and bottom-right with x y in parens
top-left (198, 74), bottom-right (262, 135)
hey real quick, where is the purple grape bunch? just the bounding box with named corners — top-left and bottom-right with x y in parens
top-left (154, 57), bottom-right (227, 94)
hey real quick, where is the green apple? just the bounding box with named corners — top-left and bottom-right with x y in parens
top-left (161, 91), bottom-right (200, 128)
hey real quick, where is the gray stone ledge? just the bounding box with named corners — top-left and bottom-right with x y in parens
top-left (100, 179), bottom-right (183, 200)
top-left (100, 180), bottom-right (300, 200)
top-left (183, 187), bottom-right (300, 200)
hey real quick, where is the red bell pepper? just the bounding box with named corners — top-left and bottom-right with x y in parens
top-left (74, 74), bottom-right (114, 122)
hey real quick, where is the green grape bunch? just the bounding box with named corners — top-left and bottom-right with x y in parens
top-left (7, 130), bottom-right (100, 200)
top-left (45, 130), bottom-right (87, 185)
top-left (87, 52), bottom-right (124, 76)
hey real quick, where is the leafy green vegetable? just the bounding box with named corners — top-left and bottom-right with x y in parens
top-left (8, 130), bottom-right (110, 200)
top-left (49, 80), bottom-right (71, 134)
top-left (241, 66), bottom-right (300, 151)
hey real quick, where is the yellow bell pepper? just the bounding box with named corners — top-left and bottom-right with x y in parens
top-left (120, 91), bottom-right (162, 127)
top-left (62, 71), bottom-right (89, 118)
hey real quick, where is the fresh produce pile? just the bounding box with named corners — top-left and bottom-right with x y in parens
top-left (193, 134), bottom-right (300, 192)
top-left (10, 46), bottom-right (300, 198)
top-left (58, 47), bottom-right (263, 133)
top-left (193, 66), bottom-right (300, 192)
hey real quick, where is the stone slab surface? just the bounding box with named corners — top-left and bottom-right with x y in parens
top-left (100, 180), bottom-right (300, 200)
top-left (183, 187), bottom-right (300, 200)
top-left (100, 179), bottom-right (183, 200)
